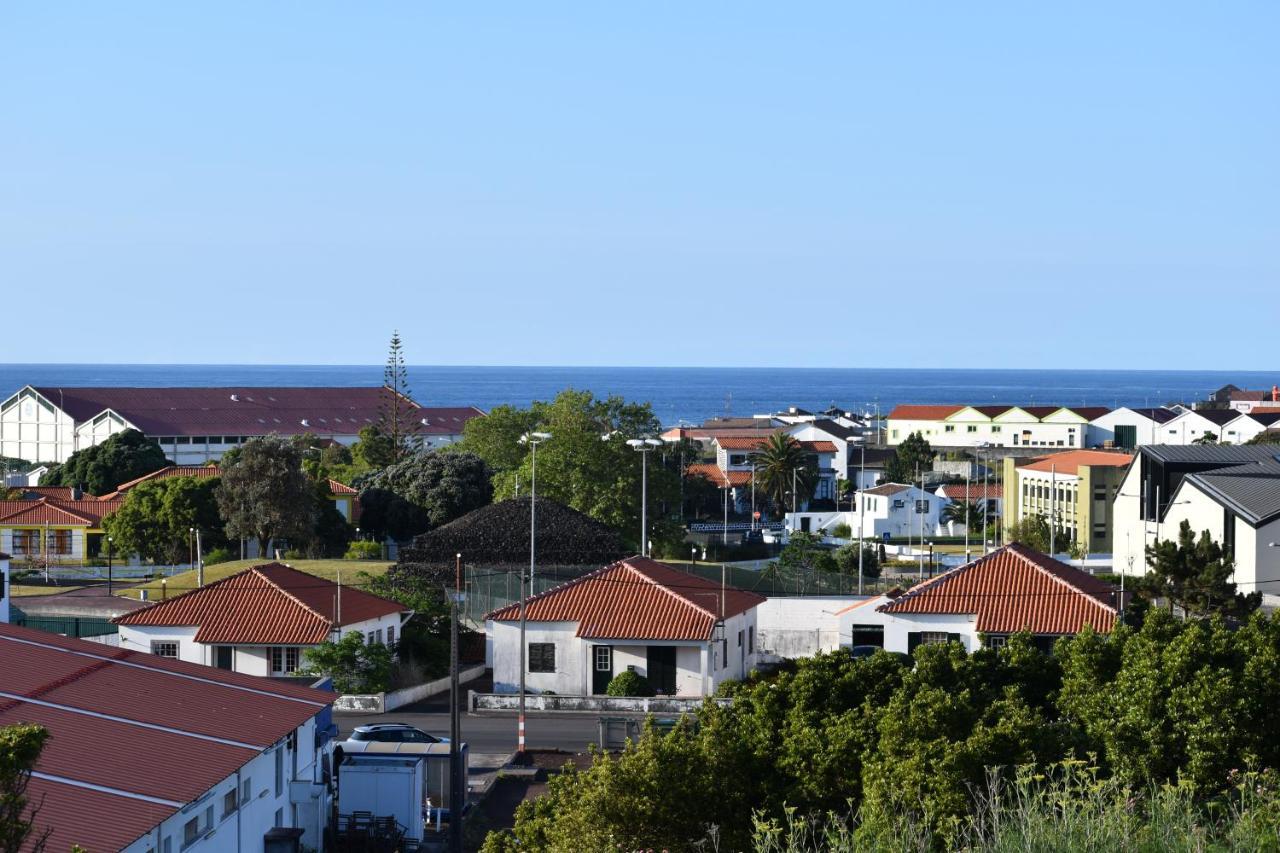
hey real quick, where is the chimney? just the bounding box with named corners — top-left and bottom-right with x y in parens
top-left (1273, 385), bottom-right (1278, 403)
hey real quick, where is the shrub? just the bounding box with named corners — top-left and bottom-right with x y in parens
top-left (830, 523), bottom-right (852, 539)
top-left (344, 540), bottom-right (383, 560)
top-left (606, 670), bottom-right (655, 697)
top-left (203, 547), bottom-right (233, 566)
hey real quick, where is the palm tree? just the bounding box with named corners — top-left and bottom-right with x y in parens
top-left (941, 501), bottom-right (984, 532)
top-left (753, 433), bottom-right (816, 513)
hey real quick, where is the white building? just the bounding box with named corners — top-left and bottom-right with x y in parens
top-left (0, 384), bottom-right (484, 464)
top-left (834, 544), bottom-right (1120, 653)
top-left (1157, 408), bottom-right (1240, 446)
top-left (1086, 407), bottom-right (1180, 449)
top-left (114, 562), bottom-right (407, 676)
top-left (1221, 411), bottom-right (1280, 446)
top-left (886, 405), bottom-right (1110, 450)
top-left (1, 620), bottom-right (337, 851)
top-left (935, 482), bottom-right (1003, 521)
top-left (849, 483), bottom-right (950, 539)
top-left (485, 556), bottom-right (765, 697)
top-left (1112, 445), bottom-right (1280, 595)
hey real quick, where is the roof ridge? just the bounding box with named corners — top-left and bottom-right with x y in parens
top-left (249, 564), bottom-right (336, 626)
top-left (629, 560), bottom-right (718, 620)
top-left (1010, 545), bottom-right (1118, 615)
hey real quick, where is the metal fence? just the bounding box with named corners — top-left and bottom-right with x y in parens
top-left (11, 608), bottom-right (119, 639)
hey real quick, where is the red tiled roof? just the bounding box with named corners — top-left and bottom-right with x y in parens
top-left (486, 556), bottom-right (766, 641)
top-left (715, 436), bottom-right (837, 453)
top-left (13, 485), bottom-right (78, 499)
top-left (26, 385), bottom-right (484, 437)
top-left (887, 405), bottom-right (965, 420)
top-left (0, 496), bottom-right (123, 526)
top-left (685, 463), bottom-right (753, 486)
top-left (1019, 449), bottom-right (1133, 476)
top-left (327, 478), bottom-right (358, 495)
top-left (0, 621), bottom-right (332, 852)
top-left (104, 464), bottom-right (221, 497)
top-left (937, 483), bottom-right (1004, 501)
top-left (878, 543), bottom-right (1118, 634)
top-left (113, 562), bottom-right (404, 644)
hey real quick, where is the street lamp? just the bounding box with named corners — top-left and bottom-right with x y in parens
top-left (625, 437), bottom-right (662, 556)
top-left (516, 430), bottom-right (551, 755)
top-left (106, 536), bottom-right (114, 597)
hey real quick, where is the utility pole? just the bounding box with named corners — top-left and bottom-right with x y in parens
top-left (1050, 464), bottom-right (1057, 556)
top-left (517, 431), bottom-right (550, 755)
top-left (626, 437), bottom-right (662, 556)
top-left (448, 552), bottom-right (465, 853)
top-left (195, 529), bottom-right (203, 587)
top-left (857, 444), bottom-right (865, 595)
top-left (107, 536), bottom-right (114, 596)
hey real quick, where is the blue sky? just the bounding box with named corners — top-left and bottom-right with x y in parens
top-left (2, 3), bottom-right (1276, 368)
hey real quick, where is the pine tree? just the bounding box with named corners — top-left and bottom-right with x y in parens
top-left (379, 331), bottom-right (419, 463)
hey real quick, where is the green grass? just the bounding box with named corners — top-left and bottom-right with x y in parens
top-left (116, 558), bottom-right (394, 600)
top-left (9, 584), bottom-right (85, 596)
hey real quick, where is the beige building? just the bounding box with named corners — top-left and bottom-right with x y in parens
top-left (1002, 450), bottom-right (1133, 555)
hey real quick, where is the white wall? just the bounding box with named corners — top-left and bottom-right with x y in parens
top-left (488, 620), bottom-right (582, 695)
top-left (1110, 462), bottom-right (1148, 576)
top-left (1088, 409), bottom-right (1160, 448)
top-left (0, 388), bottom-right (80, 463)
top-left (881, 612), bottom-right (980, 653)
top-left (1, 557), bottom-right (9, 624)
top-left (756, 596), bottom-right (853, 657)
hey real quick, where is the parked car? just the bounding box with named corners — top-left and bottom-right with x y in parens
top-left (337, 723), bottom-right (448, 756)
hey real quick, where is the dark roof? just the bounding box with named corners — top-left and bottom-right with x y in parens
top-left (486, 556), bottom-right (765, 640)
top-left (1181, 461), bottom-right (1280, 526)
top-left (0, 621), bottom-right (331, 852)
top-left (395, 497), bottom-right (628, 569)
top-left (846, 447), bottom-right (895, 469)
top-left (1131, 407), bottom-right (1180, 424)
top-left (1244, 411), bottom-right (1280, 427)
top-left (806, 419), bottom-right (860, 440)
top-left (1187, 408), bottom-right (1242, 426)
top-left (24, 385), bottom-right (483, 437)
top-left (1140, 444), bottom-right (1280, 466)
top-left (878, 543), bottom-right (1118, 634)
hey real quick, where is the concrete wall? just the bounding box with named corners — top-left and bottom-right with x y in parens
top-left (470, 692), bottom-right (730, 714)
top-left (755, 596), bottom-right (853, 657)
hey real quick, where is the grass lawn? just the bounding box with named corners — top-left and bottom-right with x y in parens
top-left (10, 584), bottom-right (85, 596)
top-left (117, 558), bottom-right (394, 600)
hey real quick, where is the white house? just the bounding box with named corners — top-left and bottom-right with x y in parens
top-left (1158, 408), bottom-right (1240, 446)
top-left (0, 384), bottom-right (484, 464)
top-left (485, 556), bottom-right (766, 697)
top-left (1111, 444), bottom-right (1280, 596)
top-left (835, 544), bottom-right (1120, 653)
top-left (886, 405), bottom-right (1110, 450)
top-left (1, 620), bottom-right (337, 851)
top-left (114, 562), bottom-right (408, 676)
top-left (1221, 411), bottom-right (1280, 446)
top-left (849, 483), bottom-right (950, 539)
top-left (1086, 407), bottom-right (1180, 449)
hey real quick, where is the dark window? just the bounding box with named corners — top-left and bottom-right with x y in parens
top-left (529, 642), bottom-right (556, 673)
top-left (175, 436), bottom-right (191, 445)
top-left (748, 625), bottom-right (755, 654)
top-left (849, 624), bottom-right (884, 647)
top-left (1224, 509), bottom-right (1236, 559)
top-left (151, 641), bottom-right (178, 658)
top-left (223, 787), bottom-right (238, 816)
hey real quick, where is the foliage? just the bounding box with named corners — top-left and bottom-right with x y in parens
top-left (1141, 520), bottom-right (1260, 618)
top-left (776, 531), bottom-right (837, 573)
top-left (215, 436), bottom-right (316, 556)
top-left (606, 670), bottom-right (655, 697)
top-left (302, 631), bottom-right (393, 694)
top-left (754, 433), bottom-right (817, 513)
top-left (102, 475), bottom-right (227, 564)
top-left (358, 449), bottom-right (493, 542)
top-left (0, 723), bottom-right (51, 853)
top-left (344, 540), bottom-right (383, 560)
top-left (42, 428), bottom-right (169, 496)
top-left (458, 389), bottom-right (676, 547)
top-left (941, 501), bottom-right (986, 531)
top-left (203, 546), bottom-right (233, 565)
top-left (352, 424), bottom-right (396, 470)
top-left (379, 330), bottom-right (419, 462)
top-left (1246, 429), bottom-right (1280, 445)
top-left (830, 522), bottom-right (852, 539)
top-left (1004, 513), bottom-right (1071, 555)
top-left (834, 543), bottom-right (880, 579)
top-left (304, 480), bottom-right (355, 558)
top-left (883, 432), bottom-right (935, 486)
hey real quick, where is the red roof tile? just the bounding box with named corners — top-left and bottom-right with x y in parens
top-left (327, 478), bottom-right (358, 495)
top-left (0, 621), bottom-right (332, 852)
top-left (887, 405), bottom-right (965, 420)
top-left (27, 385), bottom-right (484, 437)
top-left (113, 562), bottom-right (404, 644)
top-left (715, 436), bottom-right (837, 452)
top-left (878, 543), bottom-right (1118, 634)
top-left (486, 556), bottom-right (766, 641)
top-left (1019, 449), bottom-right (1133, 476)
top-left (937, 483), bottom-right (1004, 501)
top-left (103, 464), bottom-right (221, 497)
top-left (0, 496), bottom-right (123, 526)
top-left (685, 463), bottom-right (754, 487)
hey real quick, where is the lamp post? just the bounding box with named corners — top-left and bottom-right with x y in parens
top-left (106, 536), bottom-right (114, 597)
top-left (447, 552), bottom-right (466, 853)
top-left (626, 437), bottom-right (662, 556)
top-left (516, 431), bottom-right (551, 755)
top-left (188, 527), bottom-right (194, 570)
top-left (858, 444), bottom-right (866, 595)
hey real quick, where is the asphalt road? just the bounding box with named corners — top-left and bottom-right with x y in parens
top-left (335, 707), bottom-right (609, 755)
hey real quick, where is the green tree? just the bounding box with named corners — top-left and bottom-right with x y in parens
top-left (360, 450), bottom-right (493, 530)
top-left (941, 501), bottom-right (984, 532)
top-left (42, 428), bottom-right (169, 496)
top-left (753, 433), bottom-right (817, 513)
top-left (1191, 431), bottom-right (1219, 445)
top-left (1246, 429), bottom-right (1280, 445)
top-left (834, 543), bottom-right (880, 578)
top-left (102, 475), bottom-right (226, 564)
top-left (0, 723), bottom-right (51, 852)
top-left (215, 436), bottom-right (316, 556)
top-left (459, 389), bottom-right (676, 546)
top-left (1005, 513), bottom-right (1065, 554)
top-left (379, 331), bottom-right (419, 462)
top-left (777, 531), bottom-right (837, 573)
top-left (302, 631), bottom-right (393, 694)
top-left (1141, 520), bottom-right (1260, 618)
top-left (351, 424), bottom-right (396, 470)
top-left (883, 432), bottom-right (935, 486)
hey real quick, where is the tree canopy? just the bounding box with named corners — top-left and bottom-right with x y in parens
top-left (883, 432), bottom-right (935, 485)
top-left (0, 723), bottom-right (50, 852)
top-left (41, 428), bottom-right (169, 496)
top-left (215, 435), bottom-right (316, 556)
top-left (1141, 520), bottom-right (1260, 618)
top-left (102, 475), bottom-right (226, 564)
top-left (357, 449), bottom-right (493, 541)
top-left (753, 433), bottom-right (816, 513)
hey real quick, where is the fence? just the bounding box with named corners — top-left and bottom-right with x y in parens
top-left (11, 608), bottom-right (118, 639)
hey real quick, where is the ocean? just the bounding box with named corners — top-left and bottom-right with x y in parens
top-left (1, 364), bottom-right (1274, 426)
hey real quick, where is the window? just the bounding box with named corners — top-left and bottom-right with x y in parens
top-left (12, 529), bottom-right (38, 555)
top-left (987, 636), bottom-right (1007, 649)
top-left (224, 787), bottom-right (238, 816)
top-left (967, 425), bottom-right (978, 433)
top-left (242, 777), bottom-right (251, 804)
top-left (175, 436), bottom-right (191, 444)
top-left (386, 625), bottom-right (396, 646)
top-left (46, 529), bottom-right (71, 555)
top-left (163, 837), bottom-right (172, 853)
top-left (183, 818), bottom-right (199, 846)
top-left (944, 425), bottom-right (955, 433)
top-left (720, 639), bottom-right (729, 669)
top-left (374, 629), bottom-right (383, 645)
top-left (367, 631), bottom-right (375, 645)
top-left (270, 647), bottom-right (300, 674)
top-left (1093, 487), bottom-right (1107, 501)
top-left (991, 426), bottom-right (1002, 433)
top-left (748, 625), bottom-right (755, 654)
top-left (891, 430), bottom-right (899, 439)
top-left (921, 632), bottom-right (951, 645)
top-left (151, 641), bottom-right (178, 658)
top-left (737, 630), bottom-right (743, 647)
top-left (529, 642), bottom-right (556, 673)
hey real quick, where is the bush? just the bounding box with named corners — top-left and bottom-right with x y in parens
top-left (203, 547), bottom-right (233, 566)
top-left (830, 523), bottom-right (852, 539)
top-left (344, 540), bottom-right (383, 560)
top-left (606, 670), bottom-right (655, 697)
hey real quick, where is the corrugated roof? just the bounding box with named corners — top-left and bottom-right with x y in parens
top-left (486, 556), bottom-right (766, 641)
top-left (1019, 450), bottom-right (1134, 476)
top-left (0, 621), bottom-right (332, 852)
top-left (1182, 464), bottom-right (1280, 526)
top-left (113, 562), bottom-right (404, 644)
top-left (1141, 444), bottom-right (1280, 465)
top-left (878, 544), bottom-right (1118, 634)
top-left (25, 385), bottom-right (484, 437)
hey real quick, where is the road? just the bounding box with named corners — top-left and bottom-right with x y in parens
top-left (335, 706), bottom-right (609, 754)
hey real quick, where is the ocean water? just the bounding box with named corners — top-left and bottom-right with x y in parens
top-left (1, 364), bottom-right (1275, 426)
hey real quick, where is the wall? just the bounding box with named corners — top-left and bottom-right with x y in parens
top-left (488, 620), bottom-right (583, 695)
top-left (0, 557), bottom-right (8, 624)
top-left (881, 611), bottom-right (980, 653)
top-left (755, 596), bottom-right (853, 657)
top-left (0, 388), bottom-right (79, 464)
top-left (470, 692), bottom-right (729, 714)
top-left (1110, 461), bottom-right (1148, 576)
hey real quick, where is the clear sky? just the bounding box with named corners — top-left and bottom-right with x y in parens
top-left (2, 3), bottom-right (1276, 369)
